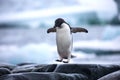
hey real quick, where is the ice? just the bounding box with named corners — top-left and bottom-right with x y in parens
top-left (102, 26), bottom-right (120, 40)
top-left (73, 38), bottom-right (120, 51)
top-left (0, 0), bottom-right (117, 28)
top-left (0, 26), bottom-right (120, 64)
top-left (0, 43), bottom-right (58, 64)
top-left (0, 43), bottom-right (95, 64)
top-left (0, 37), bottom-right (120, 64)
top-left (17, 43), bottom-right (57, 63)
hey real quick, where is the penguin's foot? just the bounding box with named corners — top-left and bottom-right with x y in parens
top-left (56, 59), bottom-right (62, 62)
top-left (63, 61), bottom-right (69, 63)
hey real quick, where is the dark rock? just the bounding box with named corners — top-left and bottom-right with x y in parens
top-left (89, 65), bottom-right (120, 80)
top-left (114, 0), bottom-right (120, 14)
top-left (54, 64), bottom-right (92, 76)
top-left (98, 70), bottom-right (120, 80)
top-left (0, 74), bottom-right (29, 80)
top-left (0, 68), bottom-right (11, 76)
top-left (12, 64), bottom-right (36, 73)
top-left (17, 63), bottom-right (35, 66)
top-left (112, 0), bottom-right (120, 24)
top-left (110, 15), bottom-right (120, 25)
top-left (0, 72), bottom-right (88, 80)
top-left (12, 64), bottom-right (57, 73)
top-left (0, 64), bottom-right (120, 80)
top-left (0, 63), bottom-right (16, 70)
top-left (33, 64), bottom-right (57, 72)
top-left (54, 64), bottom-right (120, 80)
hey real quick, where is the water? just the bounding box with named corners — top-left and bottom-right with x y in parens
top-left (0, 26), bottom-right (120, 64)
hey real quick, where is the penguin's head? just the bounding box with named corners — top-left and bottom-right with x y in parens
top-left (54, 18), bottom-right (65, 28)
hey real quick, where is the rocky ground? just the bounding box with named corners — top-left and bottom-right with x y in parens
top-left (0, 63), bottom-right (120, 80)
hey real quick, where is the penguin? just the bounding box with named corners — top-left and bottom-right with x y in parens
top-left (47, 18), bottom-right (88, 63)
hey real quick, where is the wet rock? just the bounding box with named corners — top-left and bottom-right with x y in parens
top-left (0, 68), bottom-right (11, 76)
top-left (54, 64), bottom-right (120, 80)
top-left (54, 64), bottom-right (92, 76)
top-left (0, 64), bottom-right (120, 80)
top-left (12, 64), bottom-right (57, 73)
top-left (12, 64), bottom-right (36, 73)
top-left (90, 65), bottom-right (120, 80)
top-left (98, 70), bottom-right (120, 80)
top-left (33, 64), bottom-right (57, 72)
top-left (17, 63), bottom-right (35, 66)
top-left (0, 63), bottom-right (16, 70)
top-left (0, 72), bottom-right (88, 80)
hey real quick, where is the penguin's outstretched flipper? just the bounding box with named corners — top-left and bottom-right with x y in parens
top-left (47, 28), bottom-right (56, 33)
top-left (47, 27), bottom-right (88, 33)
top-left (71, 27), bottom-right (88, 33)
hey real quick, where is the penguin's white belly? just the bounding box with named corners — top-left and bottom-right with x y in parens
top-left (56, 27), bottom-right (72, 58)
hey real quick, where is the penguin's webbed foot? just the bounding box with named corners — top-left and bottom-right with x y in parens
top-left (56, 59), bottom-right (62, 62)
top-left (63, 61), bottom-right (69, 63)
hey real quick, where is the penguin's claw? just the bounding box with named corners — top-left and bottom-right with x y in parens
top-left (56, 59), bottom-right (62, 62)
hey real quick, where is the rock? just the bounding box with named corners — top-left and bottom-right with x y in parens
top-left (54, 64), bottom-right (92, 76)
top-left (54, 64), bottom-right (120, 80)
top-left (17, 63), bottom-right (35, 66)
top-left (0, 68), bottom-right (11, 76)
top-left (0, 72), bottom-right (88, 80)
top-left (98, 70), bottom-right (120, 80)
top-left (114, 0), bottom-right (120, 14)
top-left (12, 64), bottom-right (36, 73)
top-left (12, 64), bottom-right (57, 73)
top-left (0, 64), bottom-right (120, 80)
top-left (113, 0), bottom-right (120, 24)
top-left (89, 65), bottom-right (120, 80)
top-left (0, 74), bottom-right (29, 80)
top-left (33, 64), bottom-right (57, 72)
top-left (0, 63), bottom-right (16, 70)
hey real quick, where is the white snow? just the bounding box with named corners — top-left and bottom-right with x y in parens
top-left (74, 38), bottom-right (120, 51)
top-left (0, 0), bottom-right (117, 25)
top-left (0, 36), bottom-right (120, 64)
top-left (0, 43), bottom-right (57, 64)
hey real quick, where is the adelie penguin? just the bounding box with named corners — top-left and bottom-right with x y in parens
top-left (47, 18), bottom-right (88, 63)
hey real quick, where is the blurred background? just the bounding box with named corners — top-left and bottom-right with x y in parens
top-left (0, 0), bottom-right (120, 64)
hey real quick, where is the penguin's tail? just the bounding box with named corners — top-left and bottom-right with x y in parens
top-left (71, 55), bottom-right (76, 58)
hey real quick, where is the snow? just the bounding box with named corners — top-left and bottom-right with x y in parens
top-left (0, 6), bottom-right (94, 23)
top-left (102, 26), bottom-right (120, 40)
top-left (74, 38), bottom-right (120, 51)
top-left (0, 26), bottom-right (120, 64)
top-left (0, 43), bottom-right (57, 64)
top-left (0, 37), bottom-right (120, 64)
top-left (0, 0), bottom-right (117, 26)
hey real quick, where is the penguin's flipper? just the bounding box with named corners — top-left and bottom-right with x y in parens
top-left (47, 28), bottom-right (56, 33)
top-left (71, 27), bottom-right (88, 33)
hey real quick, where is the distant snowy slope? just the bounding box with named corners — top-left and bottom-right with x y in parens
top-left (0, 0), bottom-right (117, 26)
